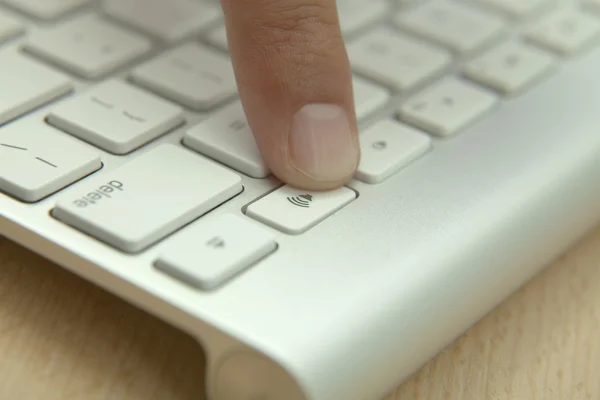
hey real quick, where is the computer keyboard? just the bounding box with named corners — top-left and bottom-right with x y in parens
top-left (2, 0), bottom-right (600, 399)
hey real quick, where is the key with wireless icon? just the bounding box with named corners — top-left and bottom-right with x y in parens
top-left (246, 185), bottom-right (357, 235)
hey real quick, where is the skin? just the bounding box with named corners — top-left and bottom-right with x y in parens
top-left (220, 0), bottom-right (359, 191)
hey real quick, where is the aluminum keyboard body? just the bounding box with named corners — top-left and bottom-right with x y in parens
top-left (2, 0), bottom-right (600, 399)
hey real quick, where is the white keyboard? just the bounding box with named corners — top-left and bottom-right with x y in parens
top-left (2, 0), bottom-right (600, 399)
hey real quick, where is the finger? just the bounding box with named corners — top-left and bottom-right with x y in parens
top-left (220, 0), bottom-right (359, 190)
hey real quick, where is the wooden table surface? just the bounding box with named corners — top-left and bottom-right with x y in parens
top-left (1, 226), bottom-right (599, 400)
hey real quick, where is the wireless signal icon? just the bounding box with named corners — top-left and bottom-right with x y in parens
top-left (287, 194), bottom-right (313, 208)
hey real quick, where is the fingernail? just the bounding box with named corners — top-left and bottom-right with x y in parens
top-left (288, 104), bottom-right (358, 182)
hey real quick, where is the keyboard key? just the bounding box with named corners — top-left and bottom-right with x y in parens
top-left (0, 11), bottom-right (23, 42)
top-left (395, 0), bottom-right (506, 53)
top-left (525, 9), bottom-right (600, 55)
top-left (155, 214), bottom-right (277, 290)
top-left (104, 0), bottom-right (221, 43)
top-left (0, 120), bottom-right (101, 202)
top-left (3, 0), bottom-right (91, 20)
top-left (468, 0), bottom-right (550, 17)
top-left (398, 77), bottom-right (498, 136)
top-left (206, 24), bottom-right (228, 51)
top-left (356, 119), bottom-right (431, 184)
top-left (338, 0), bottom-right (390, 36)
top-left (130, 43), bottom-right (237, 111)
top-left (47, 79), bottom-right (185, 155)
top-left (0, 52), bottom-right (72, 126)
top-left (246, 186), bottom-right (356, 235)
top-left (184, 101), bottom-right (269, 178)
top-left (24, 15), bottom-right (151, 79)
top-left (347, 27), bottom-right (451, 91)
top-left (53, 144), bottom-right (243, 253)
top-left (463, 40), bottom-right (556, 94)
top-left (353, 76), bottom-right (391, 121)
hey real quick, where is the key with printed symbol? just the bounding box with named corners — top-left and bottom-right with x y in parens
top-left (0, 11), bottom-right (24, 42)
top-left (3, 0), bottom-right (91, 20)
top-left (398, 77), bottom-right (498, 136)
top-left (104, 0), bottom-right (221, 43)
top-left (53, 144), bottom-right (243, 253)
top-left (184, 100), bottom-right (269, 178)
top-left (47, 79), bottom-right (185, 154)
top-left (130, 43), bottom-right (237, 111)
top-left (356, 119), bottom-right (432, 184)
top-left (347, 27), bottom-right (451, 92)
top-left (246, 186), bottom-right (357, 235)
top-left (463, 40), bottom-right (556, 94)
top-left (0, 51), bottom-right (73, 126)
top-left (155, 214), bottom-right (277, 290)
top-left (24, 15), bottom-right (151, 79)
top-left (525, 9), bottom-right (600, 55)
top-left (395, 0), bottom-right (506, 54)
top-left (0, 120), bottom-right (101, 202)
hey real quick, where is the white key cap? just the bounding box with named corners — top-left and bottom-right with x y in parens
top-left (246, 186), bottom-right (356, 235)
top-left (395, 0), bottom-right (506, 53)
top-left (155, 214), bottom-right (277, 290)
top-left (469, 0), bottom-right (550, 17)
top-left (525, 9), bottom-right (600, 55)
top-left (0, 120), bottom-right (101, 202)
top-left (353, 76), bottom-right (391, 121)
top-left (347, 27), bottom-right (451, 91)
top-left (0, 11), bottom-right (23, 42)
top-left (206, 24), bottom-right (229, 51)
top-left (184, 101), bottom-right (269, 178)
top-left (338, 0), bottom-right (390, 36)
top-left (398, 77), bottom-right (498, 136)
top-left (53, 144), bottom-right (242, 253)
top-left (356, 119), bottom-right (431, 184)
top-left (0, 52), bottom-right (73, 126)
top-left (3, 0), bottom-right (91, 19)
top-left (463, 40), bottom-right (556, 94)
top-left (130, 43), bottom-right (237, 110)
top-left (24, 15), bottom-right (151, 79)
top-left (104, 0), bottom-right (221, 43)
top-left (47, 80), bottom-right (185, 154)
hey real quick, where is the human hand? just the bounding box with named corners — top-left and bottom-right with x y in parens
top-left (220, 0), bottom-right (359, 190)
